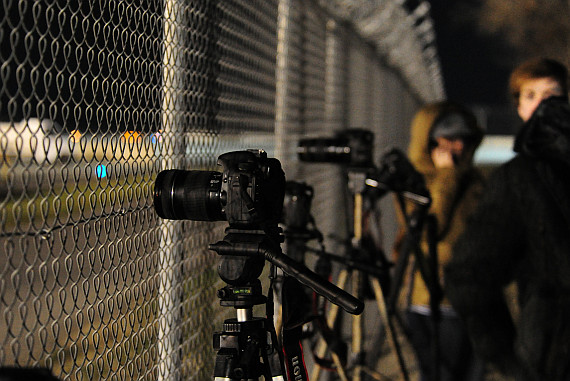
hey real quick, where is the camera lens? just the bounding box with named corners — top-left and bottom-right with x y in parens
top-left (297, 129), bottom-right (374, 167)
top-left (297, 138), bottom-right (351, 163)
top-left (153, 169), bottom-right (225, 221)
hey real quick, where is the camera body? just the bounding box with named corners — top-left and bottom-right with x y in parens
top-left (366, 148), bottom-right (430, 204)
top-left (282, 181), bottom-right (314, 230)
top-left (154, 150), bottom-right (285, 231)
top-left (297, 128), bottom-right (374, 168)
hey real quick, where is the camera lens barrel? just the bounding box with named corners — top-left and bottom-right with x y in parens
top-left (154, 169), bottom-right (225, 221)
top-left (298, 129), bottom-right (374, 167)
top-left (297, 138), bottom-right (351, 163)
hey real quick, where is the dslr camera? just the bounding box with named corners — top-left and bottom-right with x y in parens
top-left (366, 148), bottom-right (430, 205)
top-left (297, 128), bottom-right (374, 168)
top-left (153, 149), bottom-right (285, 233)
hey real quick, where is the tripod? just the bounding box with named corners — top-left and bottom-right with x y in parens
top-left (368, 148), bottom-right (443, 381)
top-left (281, 207), bottom-right (394, 381)
top-left (386, 195), bottom-right (442, 381)
top-left (310, 152), bottom-right (444, 381)
top-left (309, 168), bottom-right (410, 381)
top-left (209, 227), bottom-right (364, 381)
top-left (213, 280), bottom-right (285, 380)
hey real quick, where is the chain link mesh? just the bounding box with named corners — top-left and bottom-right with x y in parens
top-left (1, 1), bottom-right (278, 379)
top-left (1, 0), bottom-right (440, 379)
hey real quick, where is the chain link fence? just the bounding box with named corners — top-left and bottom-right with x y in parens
top-left (1, 0), bottom-right (443, 379)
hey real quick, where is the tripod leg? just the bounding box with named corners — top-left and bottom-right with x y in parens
top-left (370, 278), bottom-right (410, 381)
top-left (352, 270), bottom-right (364, 381)
top-left (275, 304), bottom-right (283, 344)
top-left (332, 352), bottom-right (350, 381)
top-left (310, 269), bottom-right (350, 381)
top-left (351, 188), bottom-right (367, 381)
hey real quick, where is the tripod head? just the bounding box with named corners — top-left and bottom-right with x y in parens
top-left (365, 148), bottom-right (431, 206)
top-left (208, 215), bottom-right (363, 381)
top-left (209, 227), bottom-right (364, 315)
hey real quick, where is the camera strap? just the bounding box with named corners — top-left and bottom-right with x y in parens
top-left (281, 277), bottom-right (310, 381)
top-left (282, 325), bottom-right (309, 381)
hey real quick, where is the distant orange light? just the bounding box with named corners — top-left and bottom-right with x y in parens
top-left (123, 131), bottom-right (141, 143)
top-left (70, 130), bottom-right (82, 143)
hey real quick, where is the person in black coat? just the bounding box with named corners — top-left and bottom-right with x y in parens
top-left (444, 58), bottom-right (570, 381)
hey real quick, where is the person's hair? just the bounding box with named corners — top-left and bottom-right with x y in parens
top-left (509, 58), bottom-right (568, 105)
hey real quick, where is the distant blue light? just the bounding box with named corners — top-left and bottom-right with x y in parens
top-left (96, 164), bottom-right (107, 178)
top-left (151, 132), bottom-right (162, 144)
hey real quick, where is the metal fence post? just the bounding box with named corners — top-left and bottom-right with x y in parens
top-left (158, 0), bottom-right (185, 379)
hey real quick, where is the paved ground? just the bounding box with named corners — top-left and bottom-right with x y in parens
top-left (369, 316), bottom-right (420, 381)
top-left (302, 300), bottom-right (421, 381)
top-left (304, 306), bottom-right (515, 381)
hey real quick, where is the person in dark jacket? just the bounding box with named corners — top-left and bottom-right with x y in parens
top-left (444, 58), bottom-right (570, 381)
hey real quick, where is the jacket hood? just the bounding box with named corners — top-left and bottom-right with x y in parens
top-left (408, 102), bottom-right (484, 174)
top-left (514, 96), bottom-right (570, 167)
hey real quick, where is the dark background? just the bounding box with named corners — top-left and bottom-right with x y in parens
top-left (427, 0), bottom-right (570, 135)
top-left (427, 0), bottom-right (522, 135)
top-left (428, 1), bottom-right (511, 105)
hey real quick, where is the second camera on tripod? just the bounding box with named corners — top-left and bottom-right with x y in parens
top-left (297, 128), bottom-right (374, 168)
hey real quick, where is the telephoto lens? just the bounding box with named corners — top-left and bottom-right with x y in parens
top-left (153, 169), bottom-right (225, 221)
top-left (297, 128), bottom-right (374, 167)
top-left (297, 137), bottom-right (350, 163)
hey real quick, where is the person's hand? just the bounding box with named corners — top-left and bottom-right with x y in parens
top-left (430, 137), bottom-right (464, 168)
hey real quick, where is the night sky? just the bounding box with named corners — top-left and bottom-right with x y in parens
top-left (427, 0), bottom-right (513, 106)
top-left (427, 0), bottom-right (521, 134)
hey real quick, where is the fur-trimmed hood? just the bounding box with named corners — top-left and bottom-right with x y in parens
top-left (408, 101), bottom-right (483, 177)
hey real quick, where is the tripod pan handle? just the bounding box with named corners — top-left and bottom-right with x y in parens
top-left (265, 248), bottom-right (364, 315)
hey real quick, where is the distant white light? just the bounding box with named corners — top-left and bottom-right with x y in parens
top-left (365, 178), bottom-right (380, 188)
top-left (474, 135), bottom-right (516, 165)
